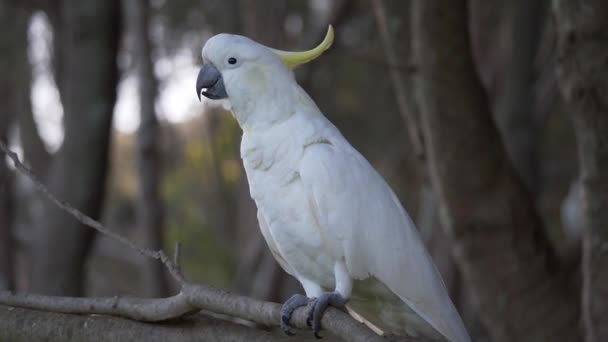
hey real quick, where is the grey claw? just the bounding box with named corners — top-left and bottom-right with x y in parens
top-left (280, 294), bottom-right (310, 336)
top-left (308, 292), bottom-right (348, 339)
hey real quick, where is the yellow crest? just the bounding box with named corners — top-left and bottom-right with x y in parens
top-left (272, 26), bottom-right (334, 68)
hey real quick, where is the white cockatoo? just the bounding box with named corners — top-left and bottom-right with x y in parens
top-left (196, 26), bottom-right (470, 342)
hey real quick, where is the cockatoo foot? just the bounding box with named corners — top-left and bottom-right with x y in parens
top-left (307, 291), bottom-right (348, 339)
top-left (280, 294), bottom-right (310, 336)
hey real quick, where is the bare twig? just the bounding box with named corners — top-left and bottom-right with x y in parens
top-left (0, 141), bottom-right (185, 285)
top-left (371, 0), bottom-right (425, 160)
top-left (0, 141), bottom-right (391, 341)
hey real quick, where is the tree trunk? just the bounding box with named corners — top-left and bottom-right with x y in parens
top-left (130, 0), bottom-right (169, 298)
top-left (30, 0), bottom-right (121, 296)
top-left (0, 1), bottom-right (32, 291)
top-left (553, 1), bottom-right (608, 341)
top-left (411, 1), bottom-right (580, 341)
top-left (491, 0), bottom-right (545, 195)
top-left (0, 146), bottom-right (13, 292)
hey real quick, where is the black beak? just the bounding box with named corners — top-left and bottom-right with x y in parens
top-left (196, 64), bottom-right (227, 101)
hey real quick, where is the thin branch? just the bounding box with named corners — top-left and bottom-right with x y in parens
top-left (0, 291), bottom-right (193, 322)
top-left (371, 0), bottom-right (425, 160)
top-left (0, 141), bottom-right (185, 285)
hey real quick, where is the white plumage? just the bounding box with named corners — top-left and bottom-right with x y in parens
top-left (198, 27), bottom-right (470, 342)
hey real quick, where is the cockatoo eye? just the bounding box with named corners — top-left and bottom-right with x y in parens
top-left (228, 57), bottom-right (237, 65)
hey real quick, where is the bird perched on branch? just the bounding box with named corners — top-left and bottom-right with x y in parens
top-left (196, 26), bottom-right (470, 342)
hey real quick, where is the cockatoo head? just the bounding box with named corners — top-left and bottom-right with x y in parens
top-left (196, 26), bottom-right (333, 125)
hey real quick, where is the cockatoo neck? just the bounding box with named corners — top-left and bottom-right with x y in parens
top-left (229, 77), bottom-right (299, 132)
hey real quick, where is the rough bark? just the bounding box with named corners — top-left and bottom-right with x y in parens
top-left (0, 304), bottom-right (286, 342)
top-left (553, 1), bottom-right (608, 341)
top-left (411, 1), bottom-right (580, 341)
top-left (130, 0), bottom-right (169, 298)
top-left (30, 0), bottom-right (121, 296)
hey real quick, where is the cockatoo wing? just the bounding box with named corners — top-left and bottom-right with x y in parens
top-left (256, 209), bottom-right (296, 276)
top-left (298, 138), bottom-right (470, 342)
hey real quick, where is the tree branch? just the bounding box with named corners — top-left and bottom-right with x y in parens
top-left (0, 141), bottom-right (391, 341)
top-left (0, 291), bottom-right (194, 322)
top-left (0, 284), bottom-right (385, 341)
top-left (0, 304), bottom-right (285, 342)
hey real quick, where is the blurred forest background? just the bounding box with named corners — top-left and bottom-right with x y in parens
top-left (0, 0), bottom-right (607, 341)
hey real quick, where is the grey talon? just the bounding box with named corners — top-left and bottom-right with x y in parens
top-left (280, 294), bottom-right (310, 336)
top-left (308, 292), bottom-right (348, 339)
